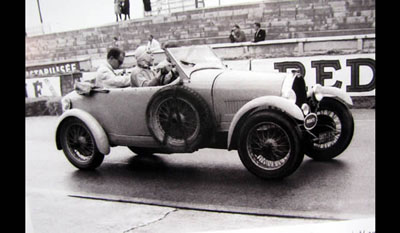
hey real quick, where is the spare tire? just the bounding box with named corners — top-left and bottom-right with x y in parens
top-left (146, 85), bottom-right (214, 153)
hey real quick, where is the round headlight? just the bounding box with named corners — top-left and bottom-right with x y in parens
top-left (61, 98), bottom-right (71, 111)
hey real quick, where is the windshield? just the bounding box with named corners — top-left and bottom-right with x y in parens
top-left (166, 45), bottom-right (225, 78)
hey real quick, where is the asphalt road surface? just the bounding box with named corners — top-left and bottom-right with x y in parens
top-left (26, 109), bottom-right (375, 232)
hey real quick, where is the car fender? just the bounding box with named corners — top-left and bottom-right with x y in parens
top-left (311, 84), bottom-right (353, 106)
top-left (227, 96), bottom-right (304, 150)
top-left (55, 109), bottom-right (110, 155)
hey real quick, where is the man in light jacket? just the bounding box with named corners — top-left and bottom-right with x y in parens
top-left (95, 47), bottom-right (131, 88)
top-left (146, 35), bottom-right (161, 52)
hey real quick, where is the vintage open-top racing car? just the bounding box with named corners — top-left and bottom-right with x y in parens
top-left (55, 45), bottom-right (354, 179)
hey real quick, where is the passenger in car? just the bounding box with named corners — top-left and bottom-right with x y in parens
top-left (94, 47), bottom-right (131, 88)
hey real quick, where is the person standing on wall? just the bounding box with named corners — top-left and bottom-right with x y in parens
top-left (143, 0), bottom-right (152, 16)
top-left (121, 0), bottom-right (130, 20)
top-left (253, 22), bottom-right (266, 42)
top-left (114, 0), bottom-right (123, 22)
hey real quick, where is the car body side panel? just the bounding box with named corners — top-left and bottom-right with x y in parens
top-left (211, 70), bottom-right (286, 131)
top-left (68, 86), bottom-right (164, 144)
top-left (185, 69), bottom-right (224, 109)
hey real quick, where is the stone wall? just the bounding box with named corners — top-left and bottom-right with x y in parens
top-left (25, 0), bottom-right (375, 65)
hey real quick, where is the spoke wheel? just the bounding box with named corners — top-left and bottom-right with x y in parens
top-left (155, 96), bottom-right (200, 145)
top-left (247, 122), bottom-right (291, 171)
top-left (311, 110), bottom-right (341, 149)
top-left (305, 98), bottom-right (354, 161)
top-left (60, 118), bottom-right (104, 169)
top-left (147, 86), bottom-right (214, 153)
top-left (238, 110), bottom-right (303, 179)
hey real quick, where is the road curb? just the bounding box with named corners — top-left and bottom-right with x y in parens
top-left (68, 191), bottom-right (372, 221)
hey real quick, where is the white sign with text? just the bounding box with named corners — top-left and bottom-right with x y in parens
top-left (224, 53), bottom-right (375, 96)
top-left (25, 76), bottom-right (62, 98)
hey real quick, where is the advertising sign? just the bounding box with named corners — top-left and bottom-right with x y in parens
top-left (225, 53), bottom-right (375, 96)
top-left (26, 61), bottom-right (80, 77)
top-left (25, 76), bottom-right (62, 98)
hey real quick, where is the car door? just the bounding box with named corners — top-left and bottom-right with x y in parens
top-left (81, 86), bottom-right (164, 142)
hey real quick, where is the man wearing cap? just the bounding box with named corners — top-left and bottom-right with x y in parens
top-left (130, 46), bottom-right (165, 87)
top-left (95, 47), bottom-right (131, 88)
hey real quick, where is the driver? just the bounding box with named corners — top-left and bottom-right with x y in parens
top-left (130, 46), bottom-right (176, 87)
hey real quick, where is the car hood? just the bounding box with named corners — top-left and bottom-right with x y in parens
top-left (209, 69), bottom-right (286, 125)
top-left (213, 69), bottom-right (286, 101)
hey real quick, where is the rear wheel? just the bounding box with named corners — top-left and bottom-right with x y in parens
top-left (237, 111), bottom-right (304, 179)
top-left (59, 118), bottom-right (104, 170)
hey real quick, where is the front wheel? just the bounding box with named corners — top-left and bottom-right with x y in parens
top-left (59, 117), bottom-right (104, 170)
top-left (237, 111), bottom-right (304, 179)
top-left (305, 98), bottom-right (354, 161)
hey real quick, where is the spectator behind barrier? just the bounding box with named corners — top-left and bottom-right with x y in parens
top-left (253, 22), bottom-right (266, 42)
top-left (229, 24), bottom-right (246, 43)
